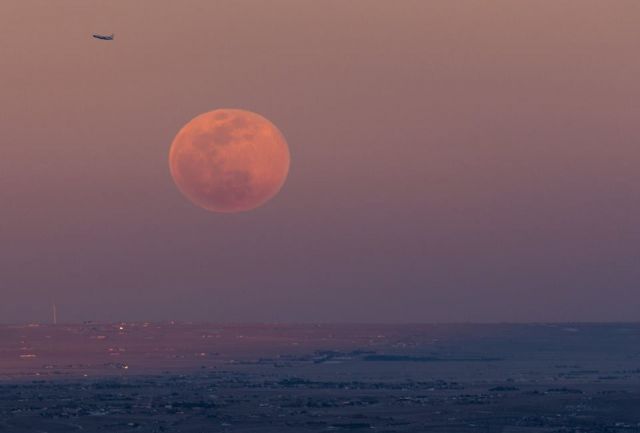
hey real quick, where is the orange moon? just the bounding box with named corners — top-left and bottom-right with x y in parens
top-left (169, 109), bottom-right (290, 213)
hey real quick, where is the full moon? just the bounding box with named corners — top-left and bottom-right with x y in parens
top-left (169, 109), bottom-right (290, 213)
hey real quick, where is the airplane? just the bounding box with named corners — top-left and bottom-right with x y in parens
top-left (92, 33), bottom-right (114, 41)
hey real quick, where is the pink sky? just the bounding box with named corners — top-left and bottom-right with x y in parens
top-left (1, 1), bottom-right (639, 322)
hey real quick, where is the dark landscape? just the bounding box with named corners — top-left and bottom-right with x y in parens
top-left (0, 323), bottom-right (638, 433)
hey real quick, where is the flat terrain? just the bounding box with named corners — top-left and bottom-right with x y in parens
top-left (0, 323), bottom-right (638, 432)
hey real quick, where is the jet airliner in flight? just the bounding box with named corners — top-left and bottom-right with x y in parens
top-left (92, 33), bottom-right (114, 41)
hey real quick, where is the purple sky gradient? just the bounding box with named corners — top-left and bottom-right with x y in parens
top-left (1, 0), bottom-right (639, 323)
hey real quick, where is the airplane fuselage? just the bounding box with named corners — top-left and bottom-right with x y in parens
top-left (92, 34), bottom-right (114, 41)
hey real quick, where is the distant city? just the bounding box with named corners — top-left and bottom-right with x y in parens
top-left (0, 323), bottom-right (638, 432)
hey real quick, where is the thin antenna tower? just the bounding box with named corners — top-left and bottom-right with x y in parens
top-left (53, 303), bottom-right (57, 325)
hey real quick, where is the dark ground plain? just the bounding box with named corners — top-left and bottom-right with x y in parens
top-left (0, 323), bottom-right (638, 433)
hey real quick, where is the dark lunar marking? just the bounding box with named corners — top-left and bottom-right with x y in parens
top-left (192, 133), bottom-right (217, 154)
top-left (215, 112), bottom-right (229, 120)
top-left (230, 116), bottom-right (248, 129)
top-left (192, 133), bottom-right (210, 150)
top-left (210, 124), bottom-right (234, 146)
top-left (208, 170), bottom-right (254, 207)
top-left (176, 154), bottom-right (215, 198)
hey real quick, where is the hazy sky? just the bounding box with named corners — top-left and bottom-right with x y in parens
top-left (1, 1), bottom-right (639, 323)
